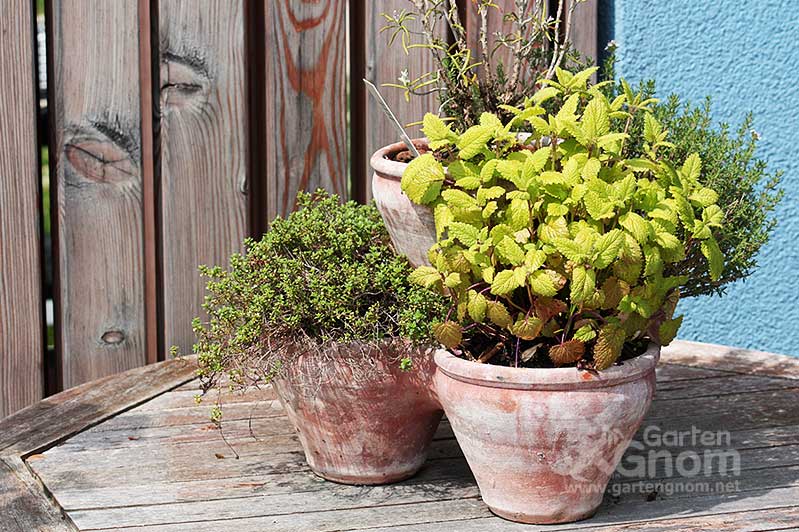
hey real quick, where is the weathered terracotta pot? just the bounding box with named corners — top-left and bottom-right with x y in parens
top-left (370, 140), bottom-right (436, 268)
top-left (434, 344), bottom-right (660, 523)
top-left (273, 341), bottom-right (442, 485)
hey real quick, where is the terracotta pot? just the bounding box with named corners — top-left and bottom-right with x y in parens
top-left (370, 140), bottom-right (436, 268)
top-left (273, 341), bottom-right (442, 485)
top-left (434, 344), bottom-right (660, 523)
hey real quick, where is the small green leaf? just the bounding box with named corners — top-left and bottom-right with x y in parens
top-left (701, 237), bottom-right (724, 281)
top-left (442, 189), bottom-right (478, 210)
top-left (490, 269), bottom-right (521, 295)
top-left (681, 153), bottom-right (702, 182)
top-left (584, 191), bottom-right (615, 220)
top-left (658, 315), bottom-right (684, 345)
top-left (592, 229), bottom-right (625, 269)
top-left (571, 266), bottom-right (596, 303)
top-left (529, 270), bottom-right (558, 296)
top-left (496, 236), bottom-right (525, 266)
top-left (448, 222), bottom-right (480, 247)
top-left (422, 113), bottom-right (456, 148)
top-left (435, 321), bottom-right (463, 349)
top-left (467, 290), bottom-right (487, 322)
top-left (401, 153), bottom-right (444, 204)
top-left (457, 124), bottom-right (494, 159)
top-left (433, 203), bottom-right (453, 239)
top-left (409, 266), bottom-right (441, 289)
top-left (619, 212), bottom-right (651, 244)
top-left (486, 300), bottom-right (512, 328)
top-left (689, 187), bottom-right (719, 207)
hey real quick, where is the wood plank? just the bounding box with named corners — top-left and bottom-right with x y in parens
top-left (663, 340), bottom-right (799, 380)
top-left (654, 373), bottom-right (799, 400)
top-left (0, 455), bottom-right (75, 532)
top-left (365, 505), bottom-right (799, 532)
top-left (264, 0), bottom-right (348, 220)
top-left (0, 356), bottom-right (196, 456)
top-left (30, 436), bottom-right (463, 491)
top-left (158, 0), bottom-right (249, 357)
top-left (46, 456), bottom-right (466, 511)
top-left (655, 363), bottom-right (739, 383)
top-left (461, 0), bottom-right (517, 81)
top-left (134, 384), bottom-right (277, 412)
top-left (83, 485), bottom-right (799, 532)
top-left (362, 1), bottom-right (441, 200)
top-left (65, 461), bottom-right (477, 529)
top-left (48, 0), bottom-right (148, 387)
top-left (0, 0), bottom-right (45, 418)
top-left (567, 0), bottom-right (599, 64)
top-left (51, 456), bottom-right (799, 529)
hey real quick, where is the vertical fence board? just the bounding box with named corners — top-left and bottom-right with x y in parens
top-left (461, 0), bottom-right (599, 78)
top-left (567, 0), bottom-right (599, 64)
top-left (264, 1), bottom-right (348, 219)
top-left (158, 0), bottom-right (249, 357)
top-left (362, 2), bottom-right (441, 201)
top-left (0, 1), bottom-right (44, 417)
top-left (49, 0), bottom-right (147, 387)
top-left (462, 0), bottom-right (518, 79)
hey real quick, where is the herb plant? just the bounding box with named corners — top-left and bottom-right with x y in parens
top-left (401, 67), bottom-right (724, 370)
top-left (382, 0), bottom-right (587, 130)
top-left (194, 191), bottom-right (447, 395)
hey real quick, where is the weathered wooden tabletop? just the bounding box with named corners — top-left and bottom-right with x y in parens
top-left (2, 340), bottom-right (799, 531)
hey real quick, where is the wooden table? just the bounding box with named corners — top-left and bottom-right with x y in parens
top-left (2, 340), bottom-right (799, 531)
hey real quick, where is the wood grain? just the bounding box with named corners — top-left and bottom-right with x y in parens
top-left (0, 455), bottom-right (75, 532)
top-left (158, 0), bottom-right (249, 358)
top-left (0, 356), bottom-right (196, 456)
top-left (264, 0), bottom-right (348, 219)
top-left (48, 0), bottom-right (147, 388)
top-left (0, 1), bottom-right (45, 418)
top-left (567, 0), bottom-right (599, 64)
top-left (362, 1), bottom-right (442, 202)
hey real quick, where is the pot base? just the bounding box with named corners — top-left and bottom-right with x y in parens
top-left (489, 503), bottom-right (599, 525)
top-left (310, 466), bottom-right (421, 486)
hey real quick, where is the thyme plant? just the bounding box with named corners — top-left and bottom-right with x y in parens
top-left (382, 0), bottom-right (586, 130)
top-left (193, 191), bottom-right (447, 398)
top-left (402, 67), bottom-right (724, 370)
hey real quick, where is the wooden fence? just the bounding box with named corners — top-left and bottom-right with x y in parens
top-left (0, 0), bottom-right (597, 418)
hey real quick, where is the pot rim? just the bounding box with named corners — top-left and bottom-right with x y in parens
top-left (370, 133), bottom-right (542, 182)
top-left (369, 139), bottom-right (419, 181)
top-left (434, 342), bottom-right (660, 391)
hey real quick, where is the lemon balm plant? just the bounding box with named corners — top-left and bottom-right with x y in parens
top-left (402, 67), bottom-right (724, 370)
top-left (401, 69), bottom-right (726, 523)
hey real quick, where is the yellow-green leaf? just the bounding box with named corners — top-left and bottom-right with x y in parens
top-left (486, 300), bottom-right (512, 328)
top-left (467, 290), bottom-right (487, 322)
top-left (496, 236), bottom-right (525, 266)
top-left (401, 153), bottom-right (444, 204)
top-left (490, 269), bottom-right (520, 295)
top-left (701, 237), bottom-right (724, 281)
top-left (435, 321), bottom-right (463, 349)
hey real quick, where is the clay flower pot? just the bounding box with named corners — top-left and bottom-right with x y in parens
top-left (273, 341), bottom-right (442, 485)
top-left (434, 344), bottom-right (660, 523)
top-left (370, 140), bottom-right (436, 268)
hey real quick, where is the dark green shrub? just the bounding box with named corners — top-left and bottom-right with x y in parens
top-left (193, 190), bottom-right (447, 395)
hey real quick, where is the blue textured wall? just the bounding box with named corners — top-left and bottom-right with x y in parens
top-left (609, 0), bottom-right (798, 355)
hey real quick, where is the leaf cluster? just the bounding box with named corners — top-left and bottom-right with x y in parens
top-left (601, 79), bottom-right (783, 297)
top-left (401, 68), bottom-right (725, 370)
top-left (193, 191), bottom-right (448, 393)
